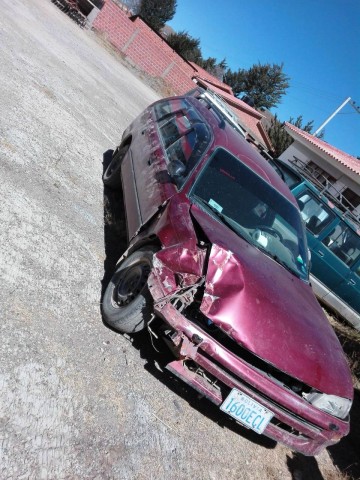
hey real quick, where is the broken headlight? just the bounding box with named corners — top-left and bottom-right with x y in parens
top-left (303, 392), bottom-right (352, 419)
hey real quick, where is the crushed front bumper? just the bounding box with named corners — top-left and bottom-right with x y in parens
top-left (148, 284), bottom-right (349, 456)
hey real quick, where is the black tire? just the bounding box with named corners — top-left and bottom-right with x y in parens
top-left (103, 144), bottom-right (129, 189)
top-left (102, 246), bottom-right (158, 333)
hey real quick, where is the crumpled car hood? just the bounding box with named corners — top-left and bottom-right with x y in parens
top-left (191, 205), bottom-right (353, 398)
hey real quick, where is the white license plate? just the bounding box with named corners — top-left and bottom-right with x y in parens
top-left (220, 389), bottom-right (274, 434)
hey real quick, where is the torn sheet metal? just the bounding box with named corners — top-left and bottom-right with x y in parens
top-left (200, 243), bottom-right (244, 328)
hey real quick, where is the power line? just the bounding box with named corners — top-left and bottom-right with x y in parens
top-left (289, 81), bottom-right (340, 101)
top-left (350, 100), bottom-right (360, 114)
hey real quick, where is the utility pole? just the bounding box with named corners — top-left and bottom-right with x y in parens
top-left (313, 97), bottom-right (360, 136)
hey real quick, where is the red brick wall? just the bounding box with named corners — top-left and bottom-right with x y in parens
top-left (92, 0), bottom-right (196, 94)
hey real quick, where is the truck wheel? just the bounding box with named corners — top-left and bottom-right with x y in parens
top-left (102, 246), bottom-right (158, 333)
top-left (103, 144), bottom-right (129, 189)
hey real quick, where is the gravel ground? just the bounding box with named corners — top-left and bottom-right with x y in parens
top-left (0, 0), bottom-right (348, 478)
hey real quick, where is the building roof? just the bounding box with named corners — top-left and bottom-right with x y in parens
top-left (190, 62), bottom-right (234, 95)
top-left (285, 122), bottom-right (360, 175)
top-left (194, 78), bottom-right (273, 151)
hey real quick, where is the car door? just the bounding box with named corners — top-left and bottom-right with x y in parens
top-left (303, 212), bottom-right (360, 314)
top-left (334, 261), bottom-right (360, 313)
top-left (121, 101), bottom-right (184, 240)
top-left (320, 222), bottom-right (360, 313)
top-left (293, 186), bottom-right (360, 317)
top-left (130, 108), bottom-right (174, 234)
top-left (294, 189), bottom-right (340, 285)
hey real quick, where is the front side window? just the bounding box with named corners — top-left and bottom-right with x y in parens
top-left (322, 222), bottom-right (360, 266)
top-left (296, 190), bottom-right (335, 235)
top-left (190, 149), bottom-right (309, 280)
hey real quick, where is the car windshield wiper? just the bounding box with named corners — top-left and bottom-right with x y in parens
top-left (258, 246), bottom-right (302, 279)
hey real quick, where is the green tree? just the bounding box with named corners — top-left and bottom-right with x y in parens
top-left (289, 115), bottom-right (315, 133)
top-left (198, 57), bottom-right (227, 81)
top-left (223, 68), bottom-right (246, 96)
top-left (166, 31), bottom-right (202, 62)
top-left (138, 0), bottom-right (177, 32)
top-left (267, 114), bottom-right (324, 158)
top-left (224, 63), bottom-right (290, 109)
top-left (166, 30), bottom-right (227, 79)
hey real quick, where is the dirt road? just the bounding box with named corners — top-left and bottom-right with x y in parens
top-left (0, 0), bottom-right (347, 478)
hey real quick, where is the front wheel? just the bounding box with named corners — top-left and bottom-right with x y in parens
top-left (102, 246), bottom-right (158, 333)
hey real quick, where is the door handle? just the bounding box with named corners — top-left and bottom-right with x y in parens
top-left (349, 279), bottom-right (356, 286)
top-left (317, 250), bottom-right (325, 257)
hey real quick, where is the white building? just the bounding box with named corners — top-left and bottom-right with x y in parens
top-left (279, 123), bottom-right (360, 220)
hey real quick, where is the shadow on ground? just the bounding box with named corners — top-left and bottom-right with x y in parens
top-left (285, 387), bottom-right (360, 480)
top-left (101, 149), bottom-right (128, 301)
top-left (131, 328), bottom-right (277, 451)
top-left (286, 452), bottom-right (324, 480)
top-left (327, 388), bottom-right (360, 480)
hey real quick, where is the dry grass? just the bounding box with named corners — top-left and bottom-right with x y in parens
top-left (324, 309), bottom-right (360, 390)
top-left (322, 309), bottom-right (360, 480)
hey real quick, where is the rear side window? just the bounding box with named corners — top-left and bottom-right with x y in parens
top-left (322, 222), bottom-right (360, 266)
top-left (155, 99), bottom-right (211, 187)
top-left (154, 98), bottom-right (188, 121)
top-left (166, 129), bottom-right (197, 164)
top-left (159, 112), bottom-right (191, 148)
top-left (296, 190), bottom-right (335, 235)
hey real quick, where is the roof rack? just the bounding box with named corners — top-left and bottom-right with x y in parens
top-left (289, 157), bottom-right (360, 228)
top-left (198, 89), bottom-right (247, 139)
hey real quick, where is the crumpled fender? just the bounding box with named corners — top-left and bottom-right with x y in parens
top-left (200, 243), bottom-right (245, 336)
top-left (149, 198), bottom-right (206, 300)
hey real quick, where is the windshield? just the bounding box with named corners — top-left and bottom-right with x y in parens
top-left (190, 148), bottom-right (309, 280)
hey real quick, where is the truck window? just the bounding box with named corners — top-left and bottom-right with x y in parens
top-left (296, 191), bottom-right (335, 235)
top-left (322, 222), bottom-right (360, 266)
top-left (268, 160), bottom-right (302, 189)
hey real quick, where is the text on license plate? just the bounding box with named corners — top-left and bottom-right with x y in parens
top-left (220, 389), bottom-right (274, 434)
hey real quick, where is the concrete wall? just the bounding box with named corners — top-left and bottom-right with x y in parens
top-left (92, 0), bottom-right (196, 94)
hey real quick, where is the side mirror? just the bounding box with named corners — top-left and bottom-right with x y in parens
top-left (168, 159), bottom-right (186, 179)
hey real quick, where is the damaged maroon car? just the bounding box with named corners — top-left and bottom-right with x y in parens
top-left (102, 88), bottom-right (353, 455)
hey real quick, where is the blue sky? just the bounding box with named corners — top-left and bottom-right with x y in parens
top-left (168, 0), bottom-right (360, 157)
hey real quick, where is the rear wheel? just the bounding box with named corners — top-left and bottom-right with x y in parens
top-left (103, 144), bottom-right (129, 189)
top-left (102, 246), bottom-right (158, 333)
